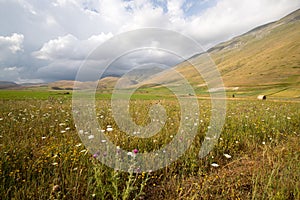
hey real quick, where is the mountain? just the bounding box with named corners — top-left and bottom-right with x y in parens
top-left (207, 8), bottom-right (300, 87)
top-left (48, 66), bottom-right (166, 91)
top-left (143, 8), bottom-right (300, 98)
top-left (49, 80), bottom-right (97, 90)
top-left (0, 81), bottom-right (19, 89)
top-left (48, 77), bottom-right (120, 91)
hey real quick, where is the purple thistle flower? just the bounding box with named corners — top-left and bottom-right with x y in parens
top-left (93, 151), bottom-right (100, 158)
top-left (93, 153), bottom-right (98, 158)
top-left (133, 149), bottom-right (138, 154)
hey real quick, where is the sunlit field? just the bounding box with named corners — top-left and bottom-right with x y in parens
top-left (0, 94), bottom-right (299, 199)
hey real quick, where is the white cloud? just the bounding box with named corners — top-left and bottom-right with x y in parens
top-left (33, 34), bottom-right (77, 60)
top-left (0, 65), bottom-right (23, 82)
top-left (4, 66), bottom-right (18, 71)
top-left (167, 0), bottom-right (185, 20)
top-left (184, 0), bottom-right (300, 47)
top-left (121, 4), bottom-right (170, 31)
top-left (0, 33), bottom-right (24, 60)
top-left (33, 32), bottom-right (113, 60)
top-left (15, 78), bottom-right (44, 84)
top-left (0, 0), bottom-right (299, 82)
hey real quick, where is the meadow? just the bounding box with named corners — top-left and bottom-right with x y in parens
top-left (0, 91), bottom-right (299, 199)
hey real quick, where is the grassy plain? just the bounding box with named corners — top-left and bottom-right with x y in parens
top-left (0, 90), bottom-right (299, 199)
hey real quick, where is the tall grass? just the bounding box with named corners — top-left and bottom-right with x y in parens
top-left (0, 98), bottom-right (299, 199)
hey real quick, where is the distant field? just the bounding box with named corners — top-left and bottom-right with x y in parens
top-left (0, 90), bottom-right (71, 100)
top-left (1, 86), bottom-right (299, 101)
top-left (0, 89), bottom-right (173, 100)
top-left (0, 91), bottom-right (299, 199)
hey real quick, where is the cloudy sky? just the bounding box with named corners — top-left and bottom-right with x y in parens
top-left (0, 0), bottom-right (299, 83)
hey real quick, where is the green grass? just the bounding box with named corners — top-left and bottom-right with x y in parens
top-left (1, 85), bottom-right (299, 102)
top-left (0, 90), bottom-right (72, 100)
top-left (0, 88), bottom-right (178, 101)
top-left (0, 93), bottom-right (299, 199)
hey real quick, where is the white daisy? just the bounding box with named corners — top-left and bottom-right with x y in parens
top-left (224, 154), bottom-right (232, 159)
top-left (211, 163), bottom-right (219, 167)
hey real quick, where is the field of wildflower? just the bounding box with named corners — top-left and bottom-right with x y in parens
top-left (0, 95), bottom-right (299, 199)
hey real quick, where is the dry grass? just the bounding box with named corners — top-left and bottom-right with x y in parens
top-left (0, 98), bottom-right (299, 199)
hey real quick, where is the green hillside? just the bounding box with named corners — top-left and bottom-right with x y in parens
top-left (149, 9), bottom-right (300, 99)
top-left (211, 9), bottom-right (300, 87)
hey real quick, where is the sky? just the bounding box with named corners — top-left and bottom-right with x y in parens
top-left (0, 0), bottom-right (299, 83)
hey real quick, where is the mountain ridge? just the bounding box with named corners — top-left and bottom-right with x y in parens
top-left (151, 8), bottom-right (300, 98)
top-left (0, 81), bottom-right (19, 89)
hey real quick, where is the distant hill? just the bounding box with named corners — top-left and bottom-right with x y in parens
top-left (0, 81), bottom-right (19, 89)
top-left (48, 66), bottom-right (166, 91)
top-left (97, 76), bottom-right (119, 89)
top-left (49, 80), bottom-right (97, 90)
top-left (49, 77), bottom-right (120, 91)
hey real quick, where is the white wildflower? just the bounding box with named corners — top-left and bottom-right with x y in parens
top-left (211, 163), bottom-right (219, 167)
top-left (127, 152), bottom-right (133, 157)
top-left (224, 154), bottom-right (232, 159)
top-left (88, 135), bottom-right (94, 139)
